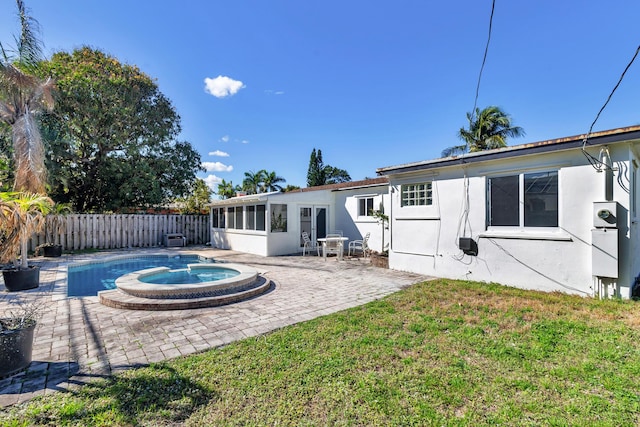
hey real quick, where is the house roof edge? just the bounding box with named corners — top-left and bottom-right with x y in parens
top-left (377, 125), bottom-right (640, 176)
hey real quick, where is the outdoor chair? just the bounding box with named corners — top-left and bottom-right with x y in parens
top-left (348, 232), bottom-right (370, 257)
top-left (301, 231), bottom-right (319, 256)
top-left (323, 236), bottom-right (344, 260)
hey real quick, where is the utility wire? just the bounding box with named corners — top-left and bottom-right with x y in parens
top-left (470, 0), bottom-right (496, 122)
top-left (582, 44), bottom-right (640, 169)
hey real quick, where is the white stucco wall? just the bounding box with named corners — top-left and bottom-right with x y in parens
top-left (212, 230), bottom-right (268, 256)
top-left (387, 144), bottom-right (639, 297)
top-left (629, 147), bottom-right (640, 296)
top-left (333, 187), bottom-right (390, 253)
top-left (209, 189), bottom-right (337, 257)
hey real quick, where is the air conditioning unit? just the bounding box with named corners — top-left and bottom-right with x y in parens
top-left (164, 233), bottom-right (185, 247)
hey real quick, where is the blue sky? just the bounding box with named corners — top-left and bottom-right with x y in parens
top-left (1, 1), bottom-right (639, 195)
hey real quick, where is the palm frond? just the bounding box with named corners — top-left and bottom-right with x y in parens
top-left (0, 192), bottom-right (53, 265)
top-left (441, 144), bottom-right (469, 158)
top-left (12, 112), bottom-right (47, 193)
top-left (15, 0), bottom-right (44, 69)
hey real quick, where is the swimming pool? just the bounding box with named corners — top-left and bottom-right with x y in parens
top-left (140, 267), bottom-right (240, 285)
top-left (67, 255), bottom-right (214, 297)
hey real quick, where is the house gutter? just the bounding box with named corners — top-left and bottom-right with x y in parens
top-left (376, 126), bottom-right (640, 176)
top-left (208, 195), bottom-right (270, 206)
top-left (331, 183), bottom-right (388, 191)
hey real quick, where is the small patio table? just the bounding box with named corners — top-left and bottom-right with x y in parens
top-left (317, 236), bottom-right (349, 260)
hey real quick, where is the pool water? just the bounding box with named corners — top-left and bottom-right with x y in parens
top-left (140, 267), bottom-right (240, 285)
top-left (67, 255), bottom-right (212, 297)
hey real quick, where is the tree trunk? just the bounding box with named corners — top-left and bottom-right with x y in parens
top-left (20, 236), bottom-right (29, 269)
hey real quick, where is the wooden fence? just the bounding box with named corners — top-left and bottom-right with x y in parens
top-left (29, 214), bottom-right (210, 252)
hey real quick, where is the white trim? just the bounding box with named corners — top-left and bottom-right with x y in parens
top-left (395, 217), bottom-right (440, 221)
top-left (478, 229), bottom-right (572, 241)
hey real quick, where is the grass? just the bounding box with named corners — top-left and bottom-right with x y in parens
top-left (2, 279), bottom-right (640, 426)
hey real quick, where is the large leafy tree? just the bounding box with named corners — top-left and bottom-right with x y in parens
top-left (306, 148), bottom-right (351, 187)
top-left (38, 47), bottom-right (202, 212)
top-left (441, 106), bottom-right (525, 157)
top-left (307, 148), bottom-right (324, 187)
top-left (282, 184), bottom-right (301, 192)
top-left (324, 166), bottom-right (351, 185)
top-left (0, 0), bottom-right (54, 194)
top-left (178, 178), bottom-right (211, 214)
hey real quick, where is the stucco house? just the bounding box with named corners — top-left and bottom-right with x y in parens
top-left (377, 125), bottom-right (640, 298)
top-left (209, 178), bottom-right (389, 256)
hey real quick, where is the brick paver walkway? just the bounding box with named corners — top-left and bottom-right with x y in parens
top-left (0, 247), bottom-right (429, 407)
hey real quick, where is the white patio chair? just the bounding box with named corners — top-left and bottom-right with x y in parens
top-left (323, 236), bottom-right (344, 260)
top-left (301, 231), bottom-right (319, 256)
top-left (348, 232), bottom-right (370, 257)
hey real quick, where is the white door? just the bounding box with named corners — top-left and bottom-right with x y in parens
top-left (299, 206), bottom-right (328, 248)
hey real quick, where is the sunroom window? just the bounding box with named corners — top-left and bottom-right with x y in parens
top-left (245, 205), bottom-right (266, 231)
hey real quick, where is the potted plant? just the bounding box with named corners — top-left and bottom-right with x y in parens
top-left (0, 192), bottom-right (54, 291)
top-left (0, 296), bottom-right (45, 378)
top-left (35, 203), bottom-right (71, 257)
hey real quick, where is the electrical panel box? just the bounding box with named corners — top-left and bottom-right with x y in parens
top-left (593, 201), bottom-right (619, 228)
top-left (592, 228), bottom-right (618, 278)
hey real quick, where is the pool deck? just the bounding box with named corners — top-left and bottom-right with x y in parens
top-left (0, 247), bottom-right (431, 407)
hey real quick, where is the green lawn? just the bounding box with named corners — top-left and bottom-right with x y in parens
top-left (2, 279), bottom-right (640, 426)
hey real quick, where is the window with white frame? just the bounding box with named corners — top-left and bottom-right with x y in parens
top-left (488, 171), bottom-right (558, 227)
top-left (245, 204), bottom-right (266, 231)
top-left (246, 206), bottom-right (255, 230)
top-left (401, 183), bottom-right (432, 206)
top-left (218, 208), bottom-right (225, 228)
top-left (256, 205), bottom-right (266, 231)
top-left (235, 206), bottom-right (244, 229)
top-left (358, 197), bottom-right (374, 216)
top-left (212, 208), bottom-right (220, 228)
top-left (227, 207), bottom-right (235, 229)
top-left (270, 204), bottom-right (287, 232)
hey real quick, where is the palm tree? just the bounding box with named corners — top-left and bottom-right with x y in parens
top-left (261, 170), bottom-right (285, 192)
top-left (242, 170), bottom-right (266, 195)
top-left (216, 179), bottom-right (236, 199)
top-left (0, 192), bottom-right (53, 269)
top-left (441, 106), bottom-right (525, 157)
top-left (0, 0), bottom-right (54, 194)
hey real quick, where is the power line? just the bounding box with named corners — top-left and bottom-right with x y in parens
top-left (470, 0), bottom-right (496, 121)
top-left (582, 44), bottom-right (640, 169)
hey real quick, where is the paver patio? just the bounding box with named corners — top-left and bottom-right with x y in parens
top-left (0, 247), bottom-right (430, 407)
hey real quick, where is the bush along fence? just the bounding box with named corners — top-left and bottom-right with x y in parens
top-left (29, 214), bottom-right (210, 252)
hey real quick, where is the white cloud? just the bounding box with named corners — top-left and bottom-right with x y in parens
top-left (265, 89), bottom-right (285, 95)
top-left (204, 75), bottom-right (244, 98)
top-left (202, 161), bottom-right (233, 172)
top-left (241, 140), bottom-right (250, 144)
top-left (203, 174), bottom-right (223, 191)
top-left (220, 135), bottom-right (230, 143)
top-left (209, 150), bottom-right (229, 157)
